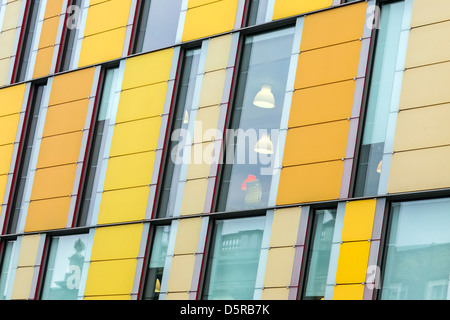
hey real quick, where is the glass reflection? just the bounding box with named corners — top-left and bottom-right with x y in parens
top-left (0, 241), bottom-right (15, 300)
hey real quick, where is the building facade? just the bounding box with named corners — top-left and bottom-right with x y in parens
top-left (0, 0), bottom-right (449, 301)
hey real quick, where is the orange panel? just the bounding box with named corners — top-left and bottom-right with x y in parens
top-left (48, 68), bottom-right (96, 106)
top-left (38, 16), bottom-right (60, 49)
top-left (25, 197), bottom-right (71, 232)
top-left (33, 46), bottom-right (54, 79)
top-left (43, 100), bottom-right (89, 137)
top-left (44, 0), bottom-right (64, 19)
top-left (30, 164), bottom-right (77, 201)
top-left (36, 132), bottom-right (83, 169)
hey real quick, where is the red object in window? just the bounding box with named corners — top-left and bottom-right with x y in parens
top-left (241, 175), bottom-right (257, 190)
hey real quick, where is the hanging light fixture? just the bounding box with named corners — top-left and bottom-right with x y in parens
top-left (376, 160), bottom-right (382, 173)
top-left (254, 134), bottom-right (274, 154)
top-left (183, 110), bottom-right (189, 124)
top-left (253, 84), bottom-right (275, 109)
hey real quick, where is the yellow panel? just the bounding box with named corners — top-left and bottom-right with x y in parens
top-left (394, 104), bottom-right (450, 152)
top-left (84, 295), bottom-right (131, 300)
top-left (83, 0), bottom-right (132, 36)
top-left (49, 68), bottom-right (96, 106)
top-left (273, 0), bottom-right (332, 20)
top-left (33, 46), bottom-right (54, 79)
top-left (301, 2), bottom-right (367, 51)
top-left (182, 0), bottom-right (239, 42)
top-left (0, 84), bottom-right (26, 117)
top-left (0, 29), bottom-right (16, 59)
top-left (116, 82), bottom-right (168, 123)
top-left (38, 16), bottom-right (60, 49)
top-left (263, 247), bottom-right (295, 288)
top-left (78, 27), bottom-right (127, 68)
top-left (261, 288), bottom-right (290, 300)
top-left (36, 132), bottom-right (83, 169)
top-left (0, 174), bottom-right (7, 204)
top-left (335, 241), bottom-right (370, 284)
top-left (84, 259), bottom-right (137, 296)
top-left (192, 104), bottom-right (221, 143)
top-left (405, 21), bottom-right (450, 69)
top-left (90, 224), bottom-right (143, 261)
top-left (43, 0), bottom-right (64, 19)
top-left (0, 144), bottom-right (14, 175)
top-left (187, 0), bottom-right (216, 8)
top-left (185, 141), bottom-right (214, 180)
top-left (399, 62), bottom-right (450, 110)
top-left (29, 164), bottom-right (77, 200)
top-left (333, 284), bottom-right (365, 300)
top-left (289, 80), bottom-right (355, 128)
top-left (198, 70), bottom-right (227, 108)
top-left (17, 235), bottom-right (41, 267)
top-left (295, 40), bottom-right (361, 89)
top-left (269, 207), bottom-right (301, 248)
top-left (276, 160), bottom-right (344, 205)
top-left (173, 217), bottom-right (202, 255)
top-left (43, 100), bottom-right (90, 137)
top-left (166, 254), bottom-right (196, 292)
top-left (410, 0), bottom-right (450, 28)
top-left (11, 267), bottom-right (34, 300)
top-left (165, 292), bottom-right (190, 300)
top-left (180, 178), bottom-right (208, 216)
top-left (341, 200), bottom-right (376, 242)
top-left (25, 197), bottom-right (71, 232)
top-left (103, 151), bottom-right (156, 191)
top-left (97, 186), bottom-right (150, 224)
top-left (204, 34), bottom-right (233, 72)
top-left (0, 58), bottom-right (11, 87)
top-left (387, 146), bottom-right (450, 194)
top-left (109, 117), bottom-right (162, 157)
top-left (0, 114), bottom-right (20, 146)
top-left (121, 49), bottom-right (174, 90)
top-left (1, 0), bottom-right (22, 32)
top-left (283, 120), bottom-right (350, 166)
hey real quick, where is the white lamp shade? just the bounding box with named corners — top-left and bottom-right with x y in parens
top-left (254, 85), bottom-right (275, 109)
top-left (254, 135), bottom-right (274, 154)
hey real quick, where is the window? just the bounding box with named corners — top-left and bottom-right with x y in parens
top-left (246, 0), bottom-right (269, 26)
top-left (40, 234), bottom-right (89, 300)
top-left (202, 216), bottom-right (265, 300)
top-left (0, 241), bottom-right (16, 300)
top-left (216, 27), bottom-right (295, 212)
top-left (142, 225), bottom-right (170, 300)
top-left (380, 198), bottom-right (450, 300)
top-left (353, 1), bottom-right (405, 197)
top-left (15, 0), bottom-right (41, 82)
top-left (156, 48), bottom-right (201, 219)
top-left (131, 0), bottom-right (183, 54)
top-left (302, 208), bottom-right (337, 300)
top-left (77, 67), bottom-right (121, 226)
top-left (8, 84), bottom-right (46, 234)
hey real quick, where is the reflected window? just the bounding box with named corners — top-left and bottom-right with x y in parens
top-left (246, 0), bottom-right (268, 26)
top-left (381, 198), bottom-right (450, 300)
top-left (41, 234), bottom-right (88, 300)
top-left (0, 241), bottom-right (16, 300)
top-left (142, 225), bottom-right (170, 300)
top-left (302, 208), bottom-right (337, 300)
top-left (353, 1), bottom-right (405, 197)
top-left (217, 27), bottom-right (295, 212)
top-left (202, 216), bottom-right (265, 300)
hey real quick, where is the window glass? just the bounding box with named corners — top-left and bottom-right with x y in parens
top-left (59, 0), bottom-right (84, 72)
top-left (41, 234), bottom-right (89, 300)
top-left (157, 48), bottom-right (201, 218)
top-left (381, 198), bottom-right (450, 300)
top-left (0, 241), bottom-right (15, 300)
top-left (246, 0), bottom-right (268, 26)
top-left (302, 208), bottom-right (337, 300)
top-left (142, 225), bottom-right (170, 300)
top-left (217, 27), bottom-right (295, 212)
top-left (202, 216), bottom-right (265, 300)
top-left (353, 1), bottom-right (405, 197)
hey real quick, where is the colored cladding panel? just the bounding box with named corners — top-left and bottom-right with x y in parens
top-left (121, 49), bottom-right (174, 90)
top-left (29, 164), bottom-right (78, 201)
top-left (90, 224), bottom-right (143, 261)
top-left (295, 40), bottom-right (362, 89)
top-left (405, 20), bottom-right (450, 69)
top-left (272, 0), bottom-right (332, 20)
top-left (289, 80), bottom-right (355, 128)
top-left (388, 146), bottom-right (450, 194)
top-left (399, 61), bottom-right (450, 110)
top-left (37, 16), bottom-right (60, 49)
top-left (166, 254), bottom-right (196, 293)
top-left (43, 0), bottom-right (64, 19)
top-left (0, 29), bottom-right (16, 59)
top-left (394, 104), bottom-right (450, 152)
top-left (0, 174), bottom-right (7, 204)
top-left (283, 120), bottom-right (350, 167)
top-left (43, 100), bottom-right (90, 137)
top-left (36, 132), bottom-right (84, 169)
top-left (263, 247), bottom-right (296, 288)
top-left (180, 178), bottom-right (209, 215)
top-left (192, 105), bottom-right (221, 143)
top-left (0, 145), bottom-right (14, 174)
top-left (24, 197), bottom-right (72, 232)
top-left (0, 114), bottom-right (20, 146)
top-left (187, 0), bottom-right (217, 8)
top-left (173, 217), bottom-right (202, 255)
top-left (0, 84), bottom-right (26, 117)
top-left (103, 151), bottom-right (156, 191)
top-left (335, 241), bottom-right (370, 284)
top-left (109, 117), bottom-right (162, 157)
top-left (198, 70), bottom-right (227, 108)
top-left (85, 295), bottom-right (131, 300)
top-left (269, 207), bottom-right (301, 248)
top-left (185, 141), bottom-right (215, 180)
top-left (300, 2), bottom-right (367, 52)
top-left (276, 160), bottom-right (344, 205)
top-left (84, 259), bottom-right (137, 296)
top-left (182, 0), bottom-right (239, 42)
top-left (48, 68), bottom-right (96, 106)
top-left (1, 0), bottom-right (22, 32)
top-left (17, 235), bottom-right (41, 267)
top-left (165, 292), bottom-right (190, 300)
top-left (33, 46), bottom-right (54, 79)
top-left (410, 0), bottom-right (450, 28)
top-left (83, 0), bottom-right (132, 36)
top-left (341, 200), bottom-right (376, 242)
top-left (261, 288), bottom-right (290, 300)
top-left (97, 186), bottom-right (150, 224)
top-left (204, 34), bottom-right (233, 72)
top-left (11, 267), bottom-right (34, 300)
top-left (333, 284), bottom-right (365, 300)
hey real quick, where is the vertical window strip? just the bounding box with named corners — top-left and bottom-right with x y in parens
top-left (71, 0), bottom-right (89, 70)
top-left (0, 240), bottom-right (17, 300)
top-left (157, 219), bottom-right (179, 300)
